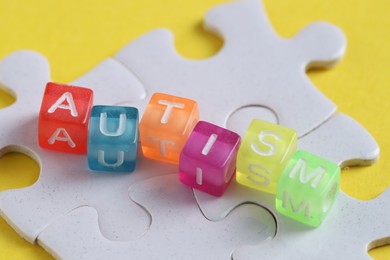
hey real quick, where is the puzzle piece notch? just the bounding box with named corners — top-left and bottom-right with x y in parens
top-left (114, 0), bottom-right (345, 137)
top-left (204, 0), bottom-right (346, 68)
top-left (0, 84), bottom-right (15, 109)
top-left (0, 50), bottom-right (50, 110)
top-left (226, 105), bottom-right (279, 137)
top-left (37, 174), bottom-right (276, 259)
top-left (298, 113), bottom-right (379, 167)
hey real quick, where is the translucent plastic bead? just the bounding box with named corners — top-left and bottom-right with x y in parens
top-left (38, 82), bottom-right (93, 154)
top-left (236, 119), bottom-right (297, 194)
top-left (275, 150), bottom-right (340, 227)
top-left (88, 105), bottom-right (139, 173)
top-left (179, 121), bottom-right (241, 196)
top-left (139, 93), bottom-right (199, 164)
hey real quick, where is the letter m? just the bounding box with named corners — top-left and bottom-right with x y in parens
top-left (288, 158), bottom-right (326, 188)
top-left (282, 191), bottom-right (311, 218)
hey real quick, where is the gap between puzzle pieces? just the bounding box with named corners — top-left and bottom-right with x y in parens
top-left (194, 180), bottom-right (390, 259)
top-left (37, 174), bottom-right (276, 259)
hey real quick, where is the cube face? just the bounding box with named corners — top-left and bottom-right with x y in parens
top-left (275, 150), bottom-right (340, 227)
top-left (38, 82), bottom-right (93, 154)
top-left (139, 93), bottom-right (199, 164)
top-left (236, 119), bottom-right (297, 194)
top-left (179, 121), bottom-right (241, 197)
top-left (88, 106), bottom-right (139, 173)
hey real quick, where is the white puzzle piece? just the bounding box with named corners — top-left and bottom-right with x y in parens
top-left (0, 0), bottom-right (383, 258)
top-left (194, 182), bottom-right (390, 259)
top-left (37, 174), bottom-right (276, 259)
top-left (71, 58), bottom-right (146, 105)
top-left (101, 0), bottom-right (377, 164)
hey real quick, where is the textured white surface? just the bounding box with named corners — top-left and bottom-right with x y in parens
top-left (38, 175), bottom-right (275, 259)
top-left (195, 178), bottom-right (390, 259)
top-left (0, 0), bottom-right (383, 259)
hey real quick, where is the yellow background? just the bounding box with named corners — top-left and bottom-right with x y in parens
top-left (0, 0), bottom-right (389, 259)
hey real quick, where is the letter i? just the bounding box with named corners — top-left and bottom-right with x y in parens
top-left (196, 134), bottom-right (218, 185)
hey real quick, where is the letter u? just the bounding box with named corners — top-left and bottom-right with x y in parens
top-left (97, 150), bottom-right (125, 167)
top-left (99, 112), bottom-right (127, 136)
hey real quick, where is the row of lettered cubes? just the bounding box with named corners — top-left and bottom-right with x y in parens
top-left (38, 82), bottom-right (340, 227)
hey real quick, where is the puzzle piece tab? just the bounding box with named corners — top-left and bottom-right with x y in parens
top-left (37, 175), bottom-right (276, 259)
top-left (194, 179), bottom-right (390, 259)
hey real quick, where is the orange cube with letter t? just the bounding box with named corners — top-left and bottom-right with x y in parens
top-left (139, 93), bottom-right (199, 164)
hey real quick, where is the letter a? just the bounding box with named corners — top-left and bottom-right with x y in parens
top-left (282, 191), bottom-right (311, 218)
top-left (48, 92), bottom-right (78, 117)
top-left (48, 128), bottom-right (76, 148)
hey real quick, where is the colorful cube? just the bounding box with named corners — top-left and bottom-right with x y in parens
top-left (139, 93), bottom-right (199, 164)
top-left (275, 150), bottom-right (340, 227)
top-left (179, 121), bottom-right (241, 197)
top-left (236, 119), bottom-right (297, 194)
top-left (88, 105), bottom-right (139, 172)
top-left (38, 82), bottom-right (93, 154)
